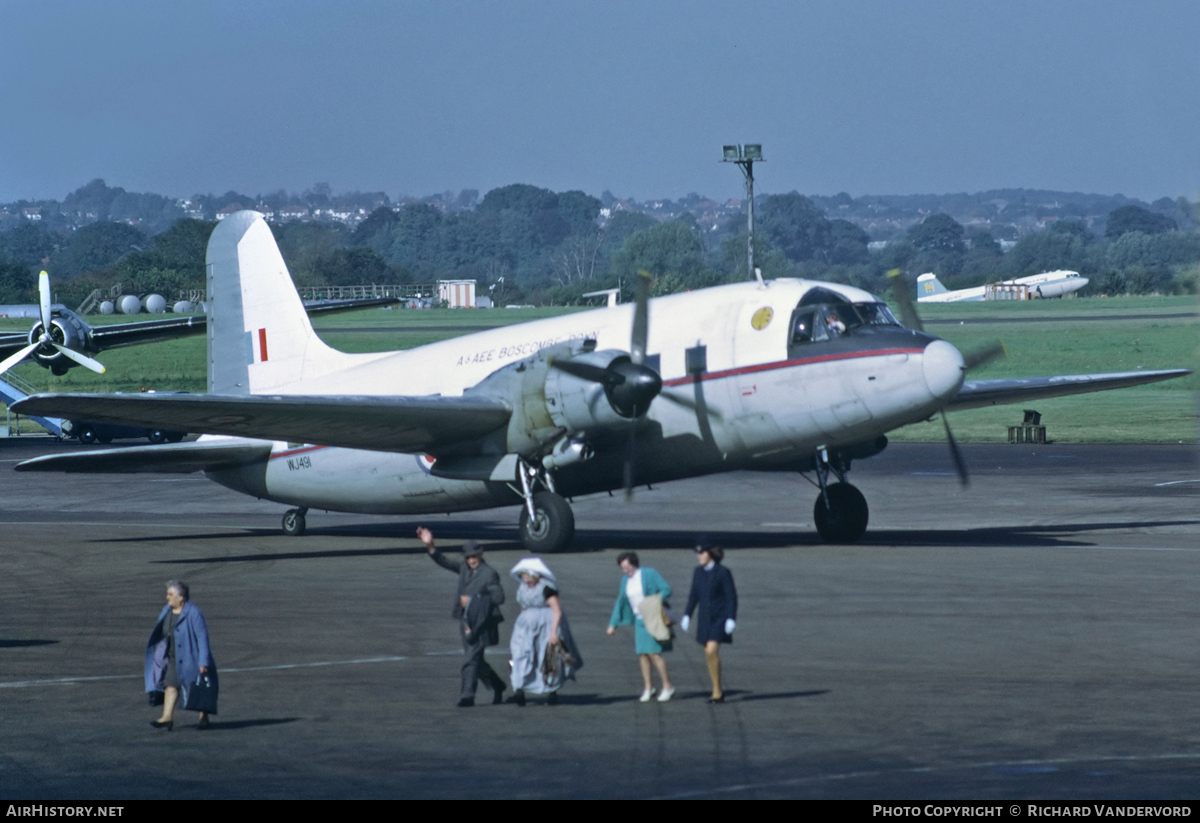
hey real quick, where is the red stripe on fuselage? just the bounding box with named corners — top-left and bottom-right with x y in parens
top-left (269, 444), bottom-right (328, 461)
top-left (660, 346), bottom-right (924, 388)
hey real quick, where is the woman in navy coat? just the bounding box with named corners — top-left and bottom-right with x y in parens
top-left (145, 580), bottom-right (218, 729)
top-left (681, 541), bottom-right (738, 703)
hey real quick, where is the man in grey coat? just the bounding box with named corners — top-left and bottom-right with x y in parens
top-left (417, 527), bottom-right (506, 707)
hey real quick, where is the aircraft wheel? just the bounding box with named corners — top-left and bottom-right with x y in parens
top-left (813, 482), bottom-right (869, 544)
top-left (98, 435), bottom-right (113, 444)
top-left (78, 426), bottom-right (97, 445)
top-left (282, 509), bottom-right (307, 537)
top-left (518, 491), bottom-right (575, 553)
top-left (166, 432), bottom-right (185, 443)
top-left (148, 429), bottom-right (167, 444)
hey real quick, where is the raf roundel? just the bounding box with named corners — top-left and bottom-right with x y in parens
top-left (750, 307), bottom-right (774, 331)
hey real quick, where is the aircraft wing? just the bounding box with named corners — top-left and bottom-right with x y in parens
top-left (14, 438), bottom-right (273, 474)
top-left (88, 296), bottom-right (401, 351)
top-left (11, 392), bottom-right (513, 454)
top-left (0, 296), bottom-right (401, 358)
top-left (946, 369), bottom-right (1191, 411)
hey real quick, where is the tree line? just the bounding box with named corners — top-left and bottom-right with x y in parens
top-left (2, 183), bottom-right (1198, 309)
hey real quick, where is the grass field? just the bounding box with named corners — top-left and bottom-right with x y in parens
top-left (1, 295), bottom-right (1195, 442)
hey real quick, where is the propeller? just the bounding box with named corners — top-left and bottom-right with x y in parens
top-left (548, 270), bottom-right (720, 499)
top-left (887, 268), bottom-right (1007, 488)
top-left (0, 272), bottom-right (106, 378)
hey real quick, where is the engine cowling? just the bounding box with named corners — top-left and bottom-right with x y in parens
top-left (28, 313), bottom-right (87, 373)
top-left (543, 349), bottom-right (645, 433)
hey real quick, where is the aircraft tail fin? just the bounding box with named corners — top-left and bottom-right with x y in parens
top-left (916, 272), bottom-right (948, 298)
top-left (206, 211), bottom-right (357, 395)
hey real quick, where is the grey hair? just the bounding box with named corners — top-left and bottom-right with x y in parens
top-left (166, 580), bottom-right (189, 601)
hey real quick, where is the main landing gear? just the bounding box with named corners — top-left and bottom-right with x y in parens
top-left (282, 507), bottom-right (308, 537)
top-left (811, 447), bottom-right (869, 544)
top-left (516, 458), bottom-right (575, 554)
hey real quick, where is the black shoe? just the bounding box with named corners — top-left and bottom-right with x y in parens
top-left (196, 717), bottom-right (211, 730)
top-left (150, 719), bottom-right (173, 730)
top-left (707, 695), bottom-right (725, 704)
top-left (510, 690), bottom-right (526, 707)
top-left (456, 698), bottom-right (475, 708)
top-left (492, 685), bottom-right (505, 705)
top-left (546, 691), bottom-right (558, 706)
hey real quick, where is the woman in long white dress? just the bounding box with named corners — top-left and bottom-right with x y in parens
top-left (508, 557), bottom-right (582, 706)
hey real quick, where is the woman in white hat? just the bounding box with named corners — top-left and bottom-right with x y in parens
top-left (508, 557), bottom-right (583, 706)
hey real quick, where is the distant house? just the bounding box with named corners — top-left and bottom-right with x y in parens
top-left (215, 203), bottom-right (245, 221)
top-left (22, 207), bottom-right (41, 221)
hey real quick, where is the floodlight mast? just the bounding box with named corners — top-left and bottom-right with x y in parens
top-left (722, 144), bottom-right (763, 283)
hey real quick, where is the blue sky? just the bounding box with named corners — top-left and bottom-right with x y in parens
top-left (2, 0), bottom-right (1197, 204)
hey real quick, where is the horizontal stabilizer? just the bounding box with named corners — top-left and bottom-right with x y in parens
top-left (947, 369), bottom-right (1191, 411)
top-left (12, 392), bottom-right (513, 454)
top-left (15, 438), bottom-right (273, 474)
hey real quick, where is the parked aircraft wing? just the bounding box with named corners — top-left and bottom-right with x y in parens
top-left (946, 369), bottom-right (1191, 411)
top-left (87, 296), bottom-right (401, 351)
top-left (0, 296), bottom-right (400, 361)
top-left (12, 392), bottom-right (513, 454)
top-left (14, 438), bottom-right (274, 474)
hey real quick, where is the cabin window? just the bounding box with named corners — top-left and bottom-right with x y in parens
top-left (791, 308), bottom-right (828, 345)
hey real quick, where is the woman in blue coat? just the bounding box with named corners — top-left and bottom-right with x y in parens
top-left (145, 580), bottom-right (218, 730)
top-left (681, 541), bottom-right (738, 703)
top-left (606, 552), bottom-right (676, 702)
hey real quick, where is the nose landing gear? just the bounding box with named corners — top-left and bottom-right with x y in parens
top-left (812, 447), bottom-right (869, 544)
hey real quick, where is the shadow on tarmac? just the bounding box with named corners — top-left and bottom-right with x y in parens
top-left (0, 639), bottom-right (58, 648)
top-left (96, 517), bottom-right (1200, 566)
top-left (179, 717), bottom-right (301, 731)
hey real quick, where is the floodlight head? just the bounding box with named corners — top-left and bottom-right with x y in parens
top-left (743, 144), bottom-right (763, 160)
top-left (722, 145), bottom-right (741, 161)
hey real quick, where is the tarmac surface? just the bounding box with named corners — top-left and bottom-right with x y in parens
top-left (1, 437), bottom-right (1199, 799)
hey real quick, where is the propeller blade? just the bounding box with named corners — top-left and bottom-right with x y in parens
top-left (962, 340), bottom-right (1006, 371)
top-left (941, 411), bottom-right (969, 488)
top-left (630, 270), bottom-right (651, 366)
top-left (0, 342), bottom-right (39, 376)
top-left (623, 413), bottom-right (638, 501)
top-left (887, 268), bottom-right (924, 333)
top-left (658, 389), bottom-right (723, 421)
top-left (548, 357), bottom-right (616, 386)
top-left (38, 270), bottom-right (52, 331)
top-left (51, 344), bottom-right (106, 374)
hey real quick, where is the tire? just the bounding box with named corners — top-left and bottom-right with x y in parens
top-left (148, 429), bottom-right (167, 444)
top-left (518, 490), bottom-right (575, 553)
top-left (282, 509), bottom-right (307, 537)
top-left (98, 436), bottom-right (113, 444)
top-left (813, 482), bottom-right (869, 544)
top-left (78, 426), bottom-right (97, 445)
top-left (166, 432), bottom-right (185, 443)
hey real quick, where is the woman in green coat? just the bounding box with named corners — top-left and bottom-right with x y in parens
top-left (606, 551), bottom-right (675, 702)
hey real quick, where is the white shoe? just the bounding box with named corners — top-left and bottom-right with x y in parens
top-left (639, 688), bottom-right (655, 703)
top-left (657, 686), bottom-right (675, 702)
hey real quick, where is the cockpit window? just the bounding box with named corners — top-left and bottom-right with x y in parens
top-left (848, 302), bottom-right (900, 327)
top-left (790, 300), bottom-right (899, 349)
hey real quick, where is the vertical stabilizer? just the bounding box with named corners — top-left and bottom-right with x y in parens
top-left (916, 272), bottom-right (948, 298)
top-left (206, 211), bottom-right (347, 395)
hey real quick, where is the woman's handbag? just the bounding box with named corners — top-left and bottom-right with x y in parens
top-left (639, 594), bottom-right (673, 642)
top-left (183, 673), bottom-right (218, 714)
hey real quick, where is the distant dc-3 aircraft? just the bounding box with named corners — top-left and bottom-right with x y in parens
top-left (13, 212), bottom-right (1189, 550)
top-left (917, 270), bottom-right (1089, 303)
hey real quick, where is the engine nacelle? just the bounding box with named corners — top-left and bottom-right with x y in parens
top-left (28, 312), bottom-right (88, 373)
top-left (543, 349), bottom-right (634, 433)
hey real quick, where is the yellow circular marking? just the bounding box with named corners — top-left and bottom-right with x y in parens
top-left (750, 307), bottom-right (774, 331)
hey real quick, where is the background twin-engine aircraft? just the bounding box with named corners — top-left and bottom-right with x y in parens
top-left (917, 270), bottom-right (1089, 303)
top-left (14, 211), bottom-right (1189, 550)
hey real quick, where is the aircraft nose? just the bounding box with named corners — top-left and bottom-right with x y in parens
top-left (922, 339), bottom-right (966, 402)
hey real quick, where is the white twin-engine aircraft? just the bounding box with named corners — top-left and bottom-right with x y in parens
top-left (13, 212), bottom-right (1189, 550)
top-left (917, 270), bottom-right (1089, 303)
